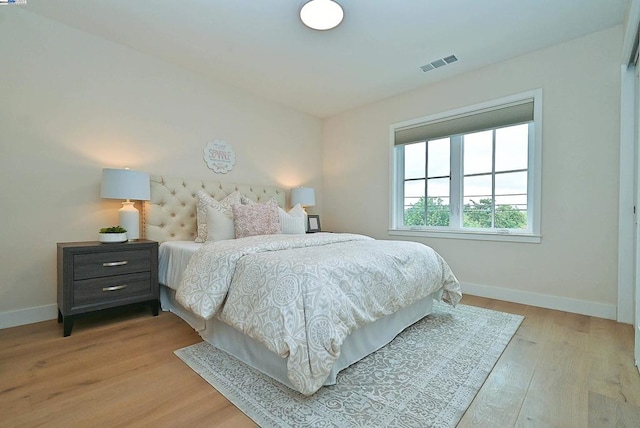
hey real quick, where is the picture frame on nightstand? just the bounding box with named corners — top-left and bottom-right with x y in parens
top-left (307, 215), bottom-right (321, 233)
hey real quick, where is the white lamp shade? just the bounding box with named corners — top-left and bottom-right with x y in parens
top-left (291, 187), bottom-right (316, 207)
top-left (100, 168), bottom-right (150, 201)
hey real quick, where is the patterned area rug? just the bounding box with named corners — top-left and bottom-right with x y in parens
top-left (174, 302), bottom-right (523, 428)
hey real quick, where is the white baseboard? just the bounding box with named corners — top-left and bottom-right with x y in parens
top-left (461, 281), bottom-right (618, 321)
top-left (0, 283), bottom-right (620, 329)
top-left (0, 304), bottom-right (58, 330)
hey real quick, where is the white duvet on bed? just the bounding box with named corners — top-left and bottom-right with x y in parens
top-left (176, 232), bottom-right (461, 395)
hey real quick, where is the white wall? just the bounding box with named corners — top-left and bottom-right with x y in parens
top-left (322, 26), bottom-right (623, 318)
top-left (0, 10), bottom-right (323, 327)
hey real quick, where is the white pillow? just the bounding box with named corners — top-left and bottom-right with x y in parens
top-left (195, 190), bottom-right (242, 243)
top-left (278, 204), bottom-right (306, 234)
top-left (205, 205), bottom-right (235, 242)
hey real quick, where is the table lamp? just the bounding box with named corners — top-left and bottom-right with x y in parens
top-left (291, 187), bottom-right (315, 231)
top-left (291, 187), bottom-right (315, 211)
top-left (100, 168), bottom-right (150, 240)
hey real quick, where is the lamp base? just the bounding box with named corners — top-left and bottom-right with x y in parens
top-left (119, 200), bottom-right (140, 240)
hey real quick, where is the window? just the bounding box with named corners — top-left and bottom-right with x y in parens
top-left (391, 91), bottom-right (542, 243)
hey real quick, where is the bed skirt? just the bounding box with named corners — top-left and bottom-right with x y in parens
top-left (161, 285), bottom-right (438, 391)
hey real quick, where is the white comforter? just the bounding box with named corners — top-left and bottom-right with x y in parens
top-left (176, 233), bottom-right (461, 395)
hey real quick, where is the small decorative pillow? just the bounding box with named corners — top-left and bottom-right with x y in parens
top-left (205, 205), bottom-right (235, 242)
top-left (278, 204), bottom-right (306, 234)
top-left (232, 199), bottom-right (281, 239)
top-left (195, 190), bottom-right (242, 243)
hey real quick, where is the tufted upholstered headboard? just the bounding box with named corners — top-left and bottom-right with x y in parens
top-left (143, 175), bottom-right (286, 243)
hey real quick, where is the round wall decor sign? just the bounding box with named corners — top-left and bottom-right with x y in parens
top-left (203, 139), bottom-right (236, 174)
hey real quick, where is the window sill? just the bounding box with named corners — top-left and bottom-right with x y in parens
top-left (388, 228), bottom-right (541, 243)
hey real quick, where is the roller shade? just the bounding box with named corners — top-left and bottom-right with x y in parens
top-left (395, 99), bottom-right (534, 146)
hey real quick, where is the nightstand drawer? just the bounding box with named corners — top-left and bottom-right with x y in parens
top-left (73, 272), bottom-right (152, 306)
top-left (74, 249), bottom-right (151, 280)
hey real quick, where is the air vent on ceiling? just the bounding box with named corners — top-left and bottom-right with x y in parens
top-left (420, 54), bottom-right (458, 72)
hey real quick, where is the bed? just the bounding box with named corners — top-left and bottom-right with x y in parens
top-left (145, 175), bottom-right (462, 395)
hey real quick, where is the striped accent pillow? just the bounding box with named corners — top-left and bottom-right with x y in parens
top-left (279, 204), bottom-right (306, 234)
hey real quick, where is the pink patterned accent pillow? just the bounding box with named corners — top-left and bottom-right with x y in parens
top-left (232, 199), bottom-right (281, 239)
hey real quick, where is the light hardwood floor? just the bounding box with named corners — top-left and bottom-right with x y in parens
top-left (1, 295), bottom-right (640, 427)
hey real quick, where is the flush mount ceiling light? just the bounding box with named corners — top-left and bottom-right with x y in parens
top-left (300, 0), bottom-right (344, 31)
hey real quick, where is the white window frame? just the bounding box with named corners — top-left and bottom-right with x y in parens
top-left (389, 90), bottom-right (542, 243)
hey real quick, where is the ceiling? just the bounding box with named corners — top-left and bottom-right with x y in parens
top-left (24, 0), bottom-right (630, 118)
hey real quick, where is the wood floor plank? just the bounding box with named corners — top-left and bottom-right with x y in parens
top-left (588, 391), bottom-right (640, 428)
top-left (515, 307), bottom-right (592, 427)
top-left (2, 297), bottom-right (640, 427)
top-left (457, 335), bottom-right (540, 427)
top-left (517, 340), bottom-right (591, 426)
top-left (587, 317), bottom-right (639, 405)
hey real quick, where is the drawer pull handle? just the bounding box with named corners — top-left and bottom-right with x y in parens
top-left (103, 285), bottom-right (128, 292)
top-left (103, 261), bottom-right (128, 267)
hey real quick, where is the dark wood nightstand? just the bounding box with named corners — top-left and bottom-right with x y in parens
top-left (57, 240), bottom-right (159, 337)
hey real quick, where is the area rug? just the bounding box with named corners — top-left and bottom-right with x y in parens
top-left (174, 302), bottom-right (524, 428)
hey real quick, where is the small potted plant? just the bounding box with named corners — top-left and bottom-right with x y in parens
top-left (99, 226), bottom-right (128, 243)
